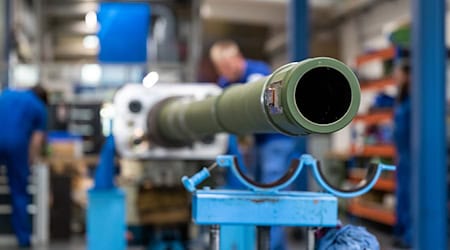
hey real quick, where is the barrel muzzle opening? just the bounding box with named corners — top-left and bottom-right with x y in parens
top-left (282, 57), bottom-right (361, 135)
top-left (295, 66), bottom-right (352, 125)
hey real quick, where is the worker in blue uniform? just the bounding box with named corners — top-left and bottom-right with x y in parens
top-left (0, 85), bottom-right (48, 248)
top-left (210, 40), bottom-right (302, 250)
top-left (210, 40), bottom-right (273, 189)
top-left (392, 61), bottom-right (412, 249)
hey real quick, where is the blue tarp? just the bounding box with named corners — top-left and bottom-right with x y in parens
top-left (318, 225), bottom-right (380, 250)
top-left (98, 3), bottom-right (150, 63)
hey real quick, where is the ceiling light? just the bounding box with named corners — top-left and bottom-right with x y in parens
top-left (143, 71), bottom-right (159, 88)
top-left (81, 64), bottom-right (102, 85)
top-left (83, 35), bottom-right (99, 49)
top-left (85, 11), bottom-right (98, 29)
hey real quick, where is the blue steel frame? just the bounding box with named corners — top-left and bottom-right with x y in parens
top-left (212, 155), bottom-right (395, 197)
top-left (288, 0), bottom-right (308, 61)
top-left (183, 154), bottom-right (395, 226)
top-left (288, 0), bottom-right (308, 190)
top-left (192, 189), bottom-right (338, 227)
top-left (412, 0), bottom-right (448, 249)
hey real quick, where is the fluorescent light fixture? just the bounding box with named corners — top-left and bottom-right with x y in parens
top-left (85, 11), bottom-right (98, 29)
top-left (100, 103), bottom-right (115, 118)
top-left (143, 71), bottom-right (159, 88)
top-left (13, 65), bottom-right (38, 87)
top-left (83, 35), bottom-right (99, 49)
top-left (81, 64), bottom-right (102, 85)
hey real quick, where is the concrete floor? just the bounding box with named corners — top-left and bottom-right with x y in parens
top-left (0, 223), bottom-right (409, 250)
top-left (3, 218), bottom-right (448, 250)
top-left (287, 222), bottom-right (405, 250)
top-left (0, 240), bottom-right (145, 250)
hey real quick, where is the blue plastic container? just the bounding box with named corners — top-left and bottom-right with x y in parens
top-left (87, 188), bottom-right (126, 250)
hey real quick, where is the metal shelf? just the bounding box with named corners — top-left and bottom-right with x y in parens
top-left (0, 204), bottom-right (36, 215)
top-left (0, 186), bottom-right (9, 195)
top-left (360, 77), bottom-right (397, 92)
top-left (353, 110), bottom-right (394, 125)
top-left (348, 175), bottom-right (396, 192)
top-left (350, 144), bottom-right (396, 158)
top-left (347, 200), bottom-right (396, 226)
top-left (356, 46), bottom-right (396, 66)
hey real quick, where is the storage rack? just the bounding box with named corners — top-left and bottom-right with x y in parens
top-left (330, 46), bottom-right (398, 226)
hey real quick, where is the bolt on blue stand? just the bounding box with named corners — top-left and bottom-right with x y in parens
top-left (182, 154), bottom-right (395, 250)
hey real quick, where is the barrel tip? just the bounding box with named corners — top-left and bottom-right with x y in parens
top-left (275, 57), bottom-right (361, 135)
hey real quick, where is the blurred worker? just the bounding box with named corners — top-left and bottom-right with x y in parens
top-left (392, 61), bottom-right (412, 249)
top-left (210, 40), bottom-right (302, 250)
top-left (209, 39), bottom-right (272, 189)
top-left (0, 85), bottom-right (48, 247)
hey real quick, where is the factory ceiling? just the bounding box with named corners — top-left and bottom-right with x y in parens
top-left (17, 0), bottom-right (379, 62)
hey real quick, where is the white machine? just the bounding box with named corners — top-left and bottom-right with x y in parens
top-left (112, 83), bottom-right (228, 160)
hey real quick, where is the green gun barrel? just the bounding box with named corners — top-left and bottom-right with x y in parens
top-left (148, 57), bottom-right (361, 147)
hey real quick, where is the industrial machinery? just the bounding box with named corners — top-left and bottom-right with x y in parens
top-left (90, 57), bottom-right (393, 250)
top-left (113, 83), bottom-right (228, 159)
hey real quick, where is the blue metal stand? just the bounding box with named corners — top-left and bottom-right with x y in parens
top-left (287, 0), bottom-right (309, 190)
top-left (288, 0), bottom-right (308, 61)
top-left (193, 190), bottom-right (337, 227)
top-left (182, 154), bottom-right (395, 249)
top-left (412, 0), bottom-right (448, 249)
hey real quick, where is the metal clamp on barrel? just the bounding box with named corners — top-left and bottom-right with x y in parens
top-left (214, 154), bottom-right (396, 197)
top-left (215, 155), bottom-right (303, 192)
top-left (301, 154), bottom-right (396, 198)
top-left (182, 154), bottom-right (396, 198)
top-left (181, 155), bottom-right (304, 193)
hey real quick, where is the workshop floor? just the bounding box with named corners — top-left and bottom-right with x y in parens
top-left (1, 239), bottom-right (143, 250)
top-left (2, 221), bottom-right (448, 250)
top-left (0, 232), bottom-right (406, 250)
top-left (287, 222), bottom-right (403, 250)
top-left (0, 231), bottom-right (405, 250)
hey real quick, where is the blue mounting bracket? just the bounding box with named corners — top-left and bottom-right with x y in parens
top-left (182, 154), bottom-right (395, 226)
top-left (192, 189), bottom-right (337, 226)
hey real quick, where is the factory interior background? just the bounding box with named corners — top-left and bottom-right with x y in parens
top-left (0, 0), bottom-right (449, 249)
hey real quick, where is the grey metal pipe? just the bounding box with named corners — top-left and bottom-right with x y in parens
top-left (210, 225), bottom-right (220, 250)
top-left (150, 4), bottom-right (178, 62)
top-left (257, 226), bottom-right (271, 250)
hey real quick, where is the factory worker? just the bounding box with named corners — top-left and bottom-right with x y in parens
top-left (392, 60), bottom-right (412, 249)
top-left (210, 39), bottom-right (272, 189)
top-left (210, 40), bottom-right (303, 250)
top-left (0, 85), bottom-right (48, 248)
